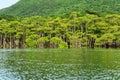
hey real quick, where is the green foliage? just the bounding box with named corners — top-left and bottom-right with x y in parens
top-left (37, 37), bottom-right (49, 43)
top-left (1, 0), bottom-right (120, 17)
top-left (50, 37), bottom-right (62, 43)
top-left (59, 41), bottom-right (68, 48)
top-left (1, 13), bottom-right (120, 48)
top-left (99, 34), bottom-right (115, 43)
top-left (25, 34), bottom-right (39, 48)
top-left (0, 14), bottom-right (18, 21)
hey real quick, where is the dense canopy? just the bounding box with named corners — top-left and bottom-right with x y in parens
top-left (0, 12), bottom-right (120, 48)
top-left (0, 0), bottom-right (120, 17)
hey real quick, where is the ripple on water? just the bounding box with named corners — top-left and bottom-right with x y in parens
top-left (0, 62), bottom-right (120, 80)
top-left (0, 49), bottom-right (120, 80)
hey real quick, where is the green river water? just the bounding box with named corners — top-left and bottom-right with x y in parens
top-left (0, 49), bottom-right (120, 80)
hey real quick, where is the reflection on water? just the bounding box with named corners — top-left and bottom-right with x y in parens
top-left (0, 49), bottom-right (120, 80)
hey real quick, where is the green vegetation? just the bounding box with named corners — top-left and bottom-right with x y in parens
top-left (0, 12), bottom-right (120, 48)
top-left (0, 0), bottom-right (120, 17)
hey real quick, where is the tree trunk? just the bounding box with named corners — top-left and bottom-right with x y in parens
top-left (3, 34), bottom-right (6, 49)
top-left (10, 34), bottom-right (12, 49)
top-left (0, 34), bottom-right (3, 48)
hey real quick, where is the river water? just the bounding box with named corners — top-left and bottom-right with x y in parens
top-left (0, 49), bottom-right (120, 80)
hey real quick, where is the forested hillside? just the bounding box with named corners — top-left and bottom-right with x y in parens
top-left (0, 0), bottom-right (120, 17)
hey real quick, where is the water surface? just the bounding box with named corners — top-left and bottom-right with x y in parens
top-left (0, 49), bottom-right (120, 80)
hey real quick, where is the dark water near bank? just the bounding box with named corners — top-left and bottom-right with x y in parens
top-left (0, 49), bottom-right (120, 80)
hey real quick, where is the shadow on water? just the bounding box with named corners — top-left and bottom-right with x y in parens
top-left (0, 48), bottom-right (120, 80)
